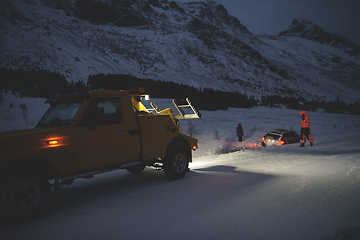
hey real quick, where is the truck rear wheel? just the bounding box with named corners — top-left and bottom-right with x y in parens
top-left (0, 175), bottom-right (50, 225)
top-left (163, 141), bottom-right (190, 180)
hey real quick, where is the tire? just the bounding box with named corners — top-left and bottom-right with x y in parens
top-left (163, 141), bottom-right (190, 180)
top-left (125, 164), bottom-right (146, 174)
top-left (0, 175), bottom-right (50, 225)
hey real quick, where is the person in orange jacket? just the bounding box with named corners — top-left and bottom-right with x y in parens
top-left (299, 111), bottom-right (314, 147)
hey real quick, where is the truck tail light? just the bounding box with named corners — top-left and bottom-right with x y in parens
top-left (261, 137), bottom-right (266, 142)
top-left (279, 140), bottom-right (285, 145)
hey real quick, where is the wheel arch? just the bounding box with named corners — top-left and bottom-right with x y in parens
top-left (165, 136), bottom-right (192, 161)
top-left (167, 136), bottom-right (191, 149)
top-left (0, 156), bottom-right (57, 180)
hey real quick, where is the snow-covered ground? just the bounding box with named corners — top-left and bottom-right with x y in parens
top-left (1, 95), bottom-right (360, 239)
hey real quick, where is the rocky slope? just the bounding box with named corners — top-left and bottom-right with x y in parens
top-left (0, 0), bottom-right (359, 102)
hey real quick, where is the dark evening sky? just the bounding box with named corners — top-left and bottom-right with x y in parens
top-left (177, 0), bottom-right (360, 44)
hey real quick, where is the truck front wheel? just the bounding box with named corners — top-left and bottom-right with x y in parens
top-left (0, 175), bottom-right (50, 225)
top-left (163, 142), bottom-right (190, 180)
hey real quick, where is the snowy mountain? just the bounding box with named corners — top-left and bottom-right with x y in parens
top-left (1, 0), bottom-right (359, 103)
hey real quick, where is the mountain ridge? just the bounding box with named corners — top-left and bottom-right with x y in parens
top-left (277, 19), bottom-right (360, 56)
top-left (0, 0), bottom-right (359, 103)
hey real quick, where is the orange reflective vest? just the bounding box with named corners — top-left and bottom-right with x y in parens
top-left (300, 116), bottom-right (311, 128)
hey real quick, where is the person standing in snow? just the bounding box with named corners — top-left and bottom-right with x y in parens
top-left (236, 123), bottom-right (244, 142)
top-left (299, 111), bottom-right (314, 147)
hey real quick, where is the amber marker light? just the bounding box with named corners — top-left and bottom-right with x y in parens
top-left (47, 140), bottom-right (59, 145)
top-left (41, 136), bottom-right (70, 148)
top-left (192, 145), bottom-right (198, 150)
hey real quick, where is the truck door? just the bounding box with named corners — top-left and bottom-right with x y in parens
top-left (73, 97), bottom-right (131, 172)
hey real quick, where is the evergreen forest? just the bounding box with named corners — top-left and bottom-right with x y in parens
top-left (0, 68), bottom-right (359, 115)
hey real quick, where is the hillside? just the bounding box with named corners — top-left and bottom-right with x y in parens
top-left (0, 0), bottom-right (359, 103)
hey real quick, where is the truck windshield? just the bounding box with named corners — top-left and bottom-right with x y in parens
top-left (36, 101), bottom-right (82, 127)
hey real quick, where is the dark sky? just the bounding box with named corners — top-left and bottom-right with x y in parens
top-left (177, 0), bottom-right (360, 44)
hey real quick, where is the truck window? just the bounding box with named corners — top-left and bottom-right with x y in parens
top-left (79, 97), bottom-right (123, 127)
top-left (37, 102), bottom-right (82, 127)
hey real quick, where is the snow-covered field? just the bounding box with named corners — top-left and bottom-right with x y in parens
top-left (1, 95), bottom-right (360, 239)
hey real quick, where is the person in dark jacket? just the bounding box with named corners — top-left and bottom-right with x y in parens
top-left (236, 123), bottom-right (244, 142)
top-left (299, 111), bottom-right (314, 147)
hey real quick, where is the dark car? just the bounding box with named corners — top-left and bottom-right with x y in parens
top-left (261, 129), bottom-right (300, 146)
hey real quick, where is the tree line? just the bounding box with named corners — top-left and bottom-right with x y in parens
top-left (0, 69), bottom-right (358, 115)
top-left (260, 95), bottom-right (360, 115)
top-left (88, 73), bottom-right (359, 114)
top-left (0, 68), bottom-right (87, 100)
top-left (87, 73), bottom-right (254, 111)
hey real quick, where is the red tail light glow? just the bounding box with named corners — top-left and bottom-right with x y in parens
top-left (279, 140), bottom-right (285, 145)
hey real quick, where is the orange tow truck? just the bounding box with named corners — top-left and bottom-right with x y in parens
top-left (0, 88), bottom-right (200, 224)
